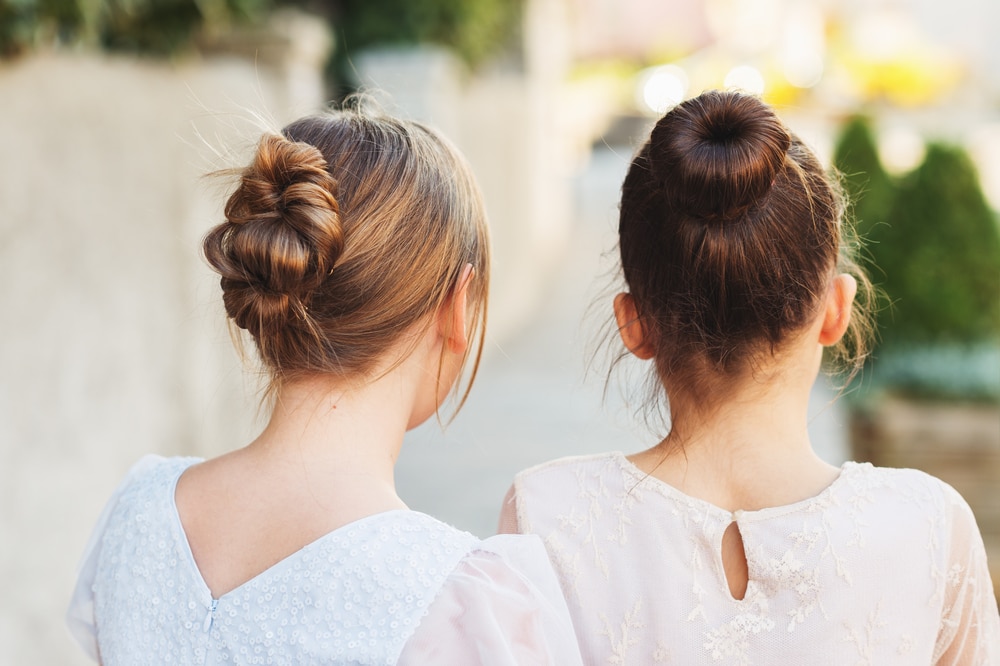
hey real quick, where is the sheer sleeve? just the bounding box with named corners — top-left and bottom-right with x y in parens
top-left (65, 455), bottom-right (166, 662)
top-left (496, 484), bottom-right (520, 535)
top-left (398, 534), bottom-right (582, 665)
top-left (932, 485), bottom-right (1000, 665)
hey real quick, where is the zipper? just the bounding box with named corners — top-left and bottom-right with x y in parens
top-left (203, 599), bottom-right (219, 632)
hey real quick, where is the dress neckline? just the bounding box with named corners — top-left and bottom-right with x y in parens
top-left (612, 451), bottom-right (863, 522)
top-left (165, 458), bottom-right (414, 602)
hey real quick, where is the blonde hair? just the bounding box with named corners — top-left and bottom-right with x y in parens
top-left (203, 106), bottom-right (490, 409)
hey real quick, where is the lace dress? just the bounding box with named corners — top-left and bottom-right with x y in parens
top-left (500, 452), bottom-right (999, 665)
top-left (67, 455), bottom-right (583, 665)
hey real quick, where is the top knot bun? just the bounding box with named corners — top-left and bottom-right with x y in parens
top-left (204, 134), bottom-right (344, 335)
top-left (648, 90), bottom-right (790, 222)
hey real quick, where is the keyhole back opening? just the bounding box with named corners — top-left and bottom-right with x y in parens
top-left (721, 521), bottom-right (749, 601)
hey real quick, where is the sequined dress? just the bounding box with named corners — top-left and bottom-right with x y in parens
top-left (501, 452), bottom-right (999, 665)
top-left (68, 456), bottom-right (582, 665)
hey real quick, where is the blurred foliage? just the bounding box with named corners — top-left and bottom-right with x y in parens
top-left (336, 0), bottom-right (520, 67)
top-left (871, 344), bottom-right (1000, 402)
top-left (0, 0), bottom-right (81, 56)
top-left (834, 116), bottom-right (895, 244)
top-left (305, 0), bottom-right (523, 96)
top-left (0, 0), bottom-right (269, 56)
top-left (877, 143), bottom-right (1000, 346)
top-left (0, 0), bottom-right (522, 70)
top-left (101, 0), bottom-right (268, 55)
top-left (835, 117), bottom-right (1000, 401)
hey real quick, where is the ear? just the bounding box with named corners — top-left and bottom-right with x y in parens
top-left (613, 293), bottom-right (655, 360)
top-left (438, 263), bottom-right (474, 354)
top-left (818, 273), bottom-right (857, 346)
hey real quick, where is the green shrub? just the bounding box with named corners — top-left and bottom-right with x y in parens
top-left (0, 0), bottom-right (83, 56)
top-left (310, 0), bottom-right (523, 96)
top-left (2, 0), bottom-right (524, 102)
top-left (833, 115), bottom-right (895, 244)
top-left (99, 0), bottom-right (269, 55)
top-left (874, 143), bottom-right (1000, 346)
top-left (331, 0), bottom-right (521, 68)
top-left (0, 0), bottom-right (269, 56)
top-left (834, 118), bottom-right (1000, 402)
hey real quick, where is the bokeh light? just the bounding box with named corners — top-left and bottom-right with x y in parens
top-left (637, 64), bottom-right (689, 114)
top-left (723, 65), bottom-right (765, 95)
top-left (779, 4), bottom-right (824, 88)
top-left (878, 125), bottom-right (926, 174)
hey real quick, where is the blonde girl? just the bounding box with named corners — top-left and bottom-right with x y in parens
top-left (68, 105), bottom-right (581, 665)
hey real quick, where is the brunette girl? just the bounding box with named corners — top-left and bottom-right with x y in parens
top-left (68, 105), bottom-right (582, 665)
top-left (501, 90), bottom-right (999, 664)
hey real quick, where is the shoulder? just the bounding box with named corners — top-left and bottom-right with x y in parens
top-left (122, 453), bottom-right (202, 485)
top-left (378, 514), bottom-right (562, 602)
top-left (470, 533), bottom-right (572, 604)
top-left (399, 532), bottom-right (583, 665)
top-left (94, 455), bottom-right (203, 563)
top-left (509, 452), bottom-right (627, 534)
top-left (392, 510), bottom-right (481, 550)
top-left (472, 533), bottom-right (557, 581)
top-left (843, 461), bottom-right (969, 511)
top-left (840, 462), bottom-right (982, 546)
top-left (342, 510), bottom-right (482, 582)
top-left (328, 510), bottom-right (482, 578)
top-left (107, 454), bottom-right (202, 513)
top-left (66, 454), bottom-right (202, 658)
top-left (514, 452), bottom-right (625, 490)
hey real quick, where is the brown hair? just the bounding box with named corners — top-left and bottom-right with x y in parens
top-left (618, 90), bottom-right (872, 409)
top-left (203, 105), bottom-right (490, 407)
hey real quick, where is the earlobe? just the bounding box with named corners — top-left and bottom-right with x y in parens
top-left (818, 273), bottom-right (857, 346)
top-left (613, 293), bottom-right (655, 360)
top-left (440, 264), bottom-right (473, 354)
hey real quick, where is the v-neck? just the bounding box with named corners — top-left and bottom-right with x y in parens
top-left (166, 459), bottom-right (410, 602)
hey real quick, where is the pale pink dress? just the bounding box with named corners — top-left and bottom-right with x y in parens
top-left (501, 452), bottom-right (999, 665)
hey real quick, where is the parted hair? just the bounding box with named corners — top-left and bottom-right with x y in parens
top-left (203, 106), bottom-right (490, 400)
top-left (618, 90), bottom-right (872, 402)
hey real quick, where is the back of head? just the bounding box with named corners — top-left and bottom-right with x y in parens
top-left (203, 105), bottom-right (490, 394)
top-left (618, 90), bottom-right (869, 400)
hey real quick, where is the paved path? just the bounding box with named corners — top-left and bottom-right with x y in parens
top-left (397, 148), bottom-right (851, 537)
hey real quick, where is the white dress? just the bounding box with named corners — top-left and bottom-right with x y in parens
top-left (67, 455), bottom-right (583, 665)
top-left (501, 452), bottom-right (1000, 665)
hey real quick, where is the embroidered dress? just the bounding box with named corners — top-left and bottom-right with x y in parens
top-left (502, 452), bottom-right (1000, 665)
top-left (68, 455), bottom-right (582, 665)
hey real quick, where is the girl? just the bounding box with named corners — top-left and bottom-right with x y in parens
top-left (68, 105), bottom-right (582, 664)
top-left (500, 90), bottom-right (999, 664)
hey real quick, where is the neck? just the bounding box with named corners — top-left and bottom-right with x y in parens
top-left (633, 343), bottom-right (839, 512)
top-left (242, 373), bottom-right (413, 515)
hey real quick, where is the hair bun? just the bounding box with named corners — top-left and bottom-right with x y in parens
top-left (204, 134), bottom-right (344, 334)
top-left (648, 90), bottom-right (790, 222)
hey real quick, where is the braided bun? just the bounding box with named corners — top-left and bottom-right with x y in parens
top-left (648, 90), bottom-right (790, 222)
top-left (204, 134), bottom-right (344, 338)
top-left (201, 110), bottom-right (490, 393)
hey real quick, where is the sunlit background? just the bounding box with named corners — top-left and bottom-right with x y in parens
top-left (1, 0), bottom-right (998, 661)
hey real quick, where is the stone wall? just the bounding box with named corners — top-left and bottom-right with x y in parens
top-left (0, 48), bottom-right (322, 663)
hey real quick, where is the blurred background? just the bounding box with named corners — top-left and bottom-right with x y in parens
top-left (1, 0), bottom-right (998, 661)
